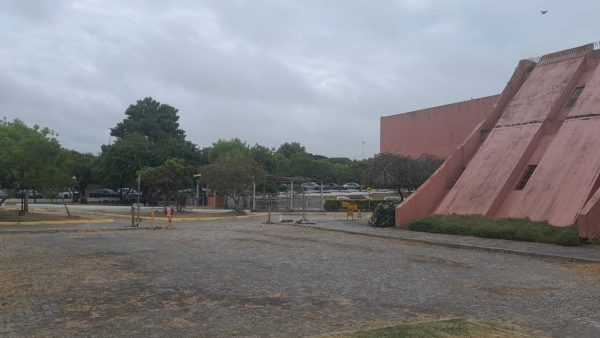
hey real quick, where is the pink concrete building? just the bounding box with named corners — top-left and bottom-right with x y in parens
top-left (381, 95), bottom-right (499, 159)
top-left (384, 43), bottom-right (600, 239)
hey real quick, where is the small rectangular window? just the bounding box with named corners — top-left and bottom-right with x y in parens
top-left (515, 165), bottom-right (537, 190)
top-left (566, 86), bottom-right (585, 108)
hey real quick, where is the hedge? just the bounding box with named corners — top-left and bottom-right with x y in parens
top-left (408, 214), bottom-right (579, 246)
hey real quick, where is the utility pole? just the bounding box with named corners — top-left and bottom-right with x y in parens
top-left (361, 141), bottom-right (366, 160)
top-left (136, 172), bottom-right (141, 227)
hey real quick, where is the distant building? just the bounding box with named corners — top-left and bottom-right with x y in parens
top-left (383, 43), bottom-right (600, 239)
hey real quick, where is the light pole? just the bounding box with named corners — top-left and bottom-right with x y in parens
top-left (361, 141), bottom-right (366, 160)
top-left (193, 174), bottom-right (202, 206)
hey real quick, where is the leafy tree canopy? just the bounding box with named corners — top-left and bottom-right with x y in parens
top-left (206, 138), bottom-right (249, 161)
top-left (100, 98), bottom-right (203, 188)
top-left (140, 158), bottom-right (194, 203)
top-left (99, 133), bottom-right (158, 189)
top-left (111, 97), bottom-right (185, 142)
top-left (200, 153), bottom-right (265, 209)
top-left (364, 153), bottom-right (442, 200)
top-left (0, 119), bottom-right (70, 209)
top-left (276, 142), bottom-right (306, 158)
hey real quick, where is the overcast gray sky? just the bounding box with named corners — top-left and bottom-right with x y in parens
top-left (2, 0), bottom-right (599, 159)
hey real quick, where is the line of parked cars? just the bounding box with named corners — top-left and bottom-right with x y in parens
top-left (300, 182), bottom-right (364, 191)
top-left (87, 188), bottom-right (142, 202)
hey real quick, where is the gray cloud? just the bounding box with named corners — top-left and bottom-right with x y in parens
top-left (2, 0), bottom-right (600, 159)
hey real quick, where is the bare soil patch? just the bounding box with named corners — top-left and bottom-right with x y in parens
top-left (0, 209), bottom-right (82, 222)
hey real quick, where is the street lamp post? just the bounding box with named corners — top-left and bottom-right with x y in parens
top-left (193, 174), bottom-right (202, 206)
top-left (361, 141), bottom-right (366, 160)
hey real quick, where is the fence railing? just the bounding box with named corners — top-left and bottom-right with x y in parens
top-left (254, 196), bottom-right (324, 211)
top-left (526, 42), bottom-right (600, 67)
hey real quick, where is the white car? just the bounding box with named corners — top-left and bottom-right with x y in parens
top-left (56, 191), bottom-right (73, 199)
top-left (342, 182), bottom-right (361, 190)
top-left (301, 182), bottom-right (320, 191)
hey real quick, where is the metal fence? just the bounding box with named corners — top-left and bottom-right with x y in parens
top-left (254, 195), bottom-right (324, 211)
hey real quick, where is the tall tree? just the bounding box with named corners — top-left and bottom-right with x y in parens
top-left (364, 153), bottom-right (442, 200)
top-left (140, 158), bottom-right (193, 207)
top-left (200, 154), bottom-right (265, 210)
top-left (99, 133), bottom-right (158, 191)
top-left (111, 97), bottom-right (185, 142)
top-left (206, 138), bottom-right (249, 161)
top-left (364, 153), bottom-right (410, 201)
top-left (63, 150), bottom-right (98, 197)
top-left (0, 119), bottom-right (69, 210)
top-left (100, 98), bottom-right (202, 191)
top-left (276, 142), bottom-right (306, 158)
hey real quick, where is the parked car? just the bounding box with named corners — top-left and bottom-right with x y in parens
top-left (322, 183), bottom-right (340, 191)
top-left (384, 196), bottom-right (403, 201)
top-left (15, 190), bottom-right (44, 199)
top-left (89, 189), bottom-right (119, 199)
top-left (117, 188), bottom-right (141, 200)
top-left (56, 191), bottom-right (73, 199)
top-left (301, 182), bottom-right (321, 191)
top-left (348, 194), bottom-right (369, 200)
top-left (342, 182), bottom-right (361, 190)
top-left (0, 190), bottom-right (8, 200)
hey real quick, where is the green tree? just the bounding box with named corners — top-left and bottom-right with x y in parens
top-left (99, 133), bottom-right (158, 194)
top-left (248, 144), bottom-right (276, 173)
top-left (205, 138), bottom-right (249, 161)
top-left (0, 119), bottom-right (69, 210)
top-left (200, 154), bottom-right (265, 210)
top-left (364, 153), bottom-right (410, 201)
top-left (63, 150), bottom-right (98, 197)
top-left (111, 97), bottom-right (185, 142)
top-left (100, 98), bottom-right (202, 193)
top-left (276, 142), bottom-right (306, 158)
top-left (364, 153), bottom-right (442, 200)
top-left (140, 158), bottom-right (193, 207)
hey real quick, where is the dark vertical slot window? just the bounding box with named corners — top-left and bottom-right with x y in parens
top-left (515, 165), bottom-right (537, 190)
top-left (566, 86), bottom-right (585, 108)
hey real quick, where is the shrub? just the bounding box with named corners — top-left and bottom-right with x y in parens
top-left (408, 215), bottom-right (579, 246)
top-left (370, 200), bottom-right (400, 227)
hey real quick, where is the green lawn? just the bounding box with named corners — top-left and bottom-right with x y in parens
top-left (332, 319), bottom-right (530, 338)
top-left (408, 214), bottom-right (579, 246)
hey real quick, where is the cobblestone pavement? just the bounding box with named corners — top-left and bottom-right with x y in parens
top-left (1, 218), bottom-right (599, 337)
top-left (286, 217), bottom-right (600, 263)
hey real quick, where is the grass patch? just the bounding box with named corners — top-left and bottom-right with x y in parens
top-left (408, 215), bottom-right (579, 246)
top-left (332, 319), bottom-right (528, 338)
top-left (0, 209), bottom-right (82, 222)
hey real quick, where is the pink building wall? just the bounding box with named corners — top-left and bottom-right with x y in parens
top-left (380, 95), bottom-right (499, 159)
top-left (393, 43), bottom-right (600, 239)
top-left (394, 59), bottom-right (534, 227)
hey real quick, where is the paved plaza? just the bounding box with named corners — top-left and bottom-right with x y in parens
top-left (1, 217), bottom-right (599, 337)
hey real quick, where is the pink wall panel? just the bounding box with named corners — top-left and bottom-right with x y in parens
top-left (436, 59), bottom-right (584, 216)
top-left (435, 125), bottom-right (541, 215)
top-left (499, 119), bottom-right (600, 226)
top-left (380, 96), bottom-right (498, 159)
top-left (497, 58), bottom-right (584, 126)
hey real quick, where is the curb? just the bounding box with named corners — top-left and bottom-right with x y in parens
top-left (71, 211), bottom-right (267, 222)
top-left (0, 227), bottom-right (144, 235)
top-left (287, 223), bottom-right (600, 264)
top-left (0, 219), bottom-right (114, 226)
